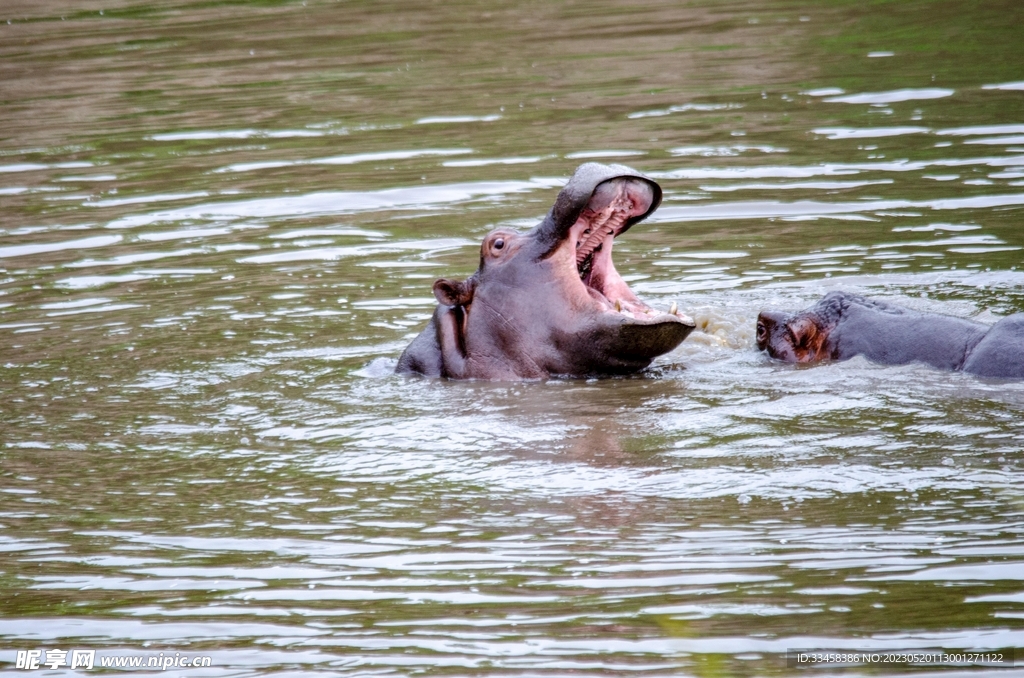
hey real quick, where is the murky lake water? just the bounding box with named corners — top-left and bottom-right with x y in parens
top-left (2, 0), bottom-right (1024, 674)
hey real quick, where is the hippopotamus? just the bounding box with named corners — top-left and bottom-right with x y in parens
top-left (396, 163), bottom-right (696, 379)
top-left (756, 290), bottom-right (1024, 378)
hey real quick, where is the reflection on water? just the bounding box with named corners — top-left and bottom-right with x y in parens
top-left (2, 0), bottom-right (1024, 675)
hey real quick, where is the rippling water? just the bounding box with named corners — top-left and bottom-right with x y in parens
top-left (2, 0), bottom-right (1024, 675)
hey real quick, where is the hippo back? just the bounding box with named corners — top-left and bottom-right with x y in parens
top-left (962, 314), bottom-right (1024, 378)
top-left (829, 299), bottom-right (987, 371)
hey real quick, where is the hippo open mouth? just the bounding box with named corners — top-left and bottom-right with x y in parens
top-left (396, 162), bottom-right (696, 379)
top-left (564, 176), bottom-right (689, 323)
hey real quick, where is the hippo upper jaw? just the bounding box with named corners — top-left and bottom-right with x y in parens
top-left (556, 172), bottom-right (694, 325)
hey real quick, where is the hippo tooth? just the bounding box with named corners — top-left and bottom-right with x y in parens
top-left (669, 301), bottom-right (678, 316)
top-left (615, 299), bottom-right (622, 312)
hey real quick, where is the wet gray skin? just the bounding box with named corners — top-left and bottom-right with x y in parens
top-left (397, 163), bottom-right (695, 379)
top-left (756, 291), bottom-right (1024, 378)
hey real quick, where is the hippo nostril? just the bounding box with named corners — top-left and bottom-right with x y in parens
top-left (756, 321), bottom-right (767, 342)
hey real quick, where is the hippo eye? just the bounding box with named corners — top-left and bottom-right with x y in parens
top-left (492, 238), bottom-right (505, 251)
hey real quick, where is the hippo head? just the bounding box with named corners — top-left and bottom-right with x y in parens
top-left (756, 310), bottom-right (830, 363)
top-left (396, 163), bottom-right (696, 379)
top-left (756, 292), bottom-right (850, 362)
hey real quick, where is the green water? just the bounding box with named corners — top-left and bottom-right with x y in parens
top-left (2, 0), bottom-right (1024, 675)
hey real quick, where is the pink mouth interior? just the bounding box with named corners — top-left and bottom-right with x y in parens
top-left (567, 179), bottom-right (660, 319)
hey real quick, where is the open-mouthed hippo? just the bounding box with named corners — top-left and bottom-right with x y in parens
top-left (756, 290), bottom-right (1024, 379)
top-left (396, 163), bottom-right (696, 379)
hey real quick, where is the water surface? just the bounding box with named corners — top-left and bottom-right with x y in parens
top-left (2, 0), bottom-right (1024, 675)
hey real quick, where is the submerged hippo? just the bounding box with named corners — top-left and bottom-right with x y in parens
top-left (396, 163), bottom-right (695, 379)
top-left (756, 290), bottom-right (1024, 378)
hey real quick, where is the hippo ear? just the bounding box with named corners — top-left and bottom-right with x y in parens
top-left (433, 278), bottom-right (475, 307)
top-left (787, 317), bottom-right (824, 358)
